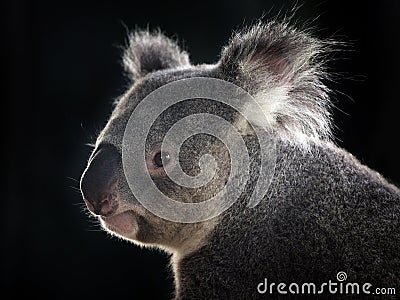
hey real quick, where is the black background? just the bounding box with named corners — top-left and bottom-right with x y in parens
top-left (2, 0), bottom-right (400, 299)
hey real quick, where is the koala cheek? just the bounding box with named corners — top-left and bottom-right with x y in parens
top-left (100, 211), bottom-right (138, 238)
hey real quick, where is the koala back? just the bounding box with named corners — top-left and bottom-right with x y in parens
top-left (175, 139), bottom-right (400, 299)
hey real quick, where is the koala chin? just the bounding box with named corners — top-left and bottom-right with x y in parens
top-left (80, 21), bottom-right (400, 299)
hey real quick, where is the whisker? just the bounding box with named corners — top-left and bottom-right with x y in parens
top-left (85, 143), bottom-right (96, 148)
top-left (67, 176), bottom-right (79, 182)
top-left (69, 186), bottom-right (82, 194)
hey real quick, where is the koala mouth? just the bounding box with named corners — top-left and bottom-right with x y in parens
top-left (100, 210), bottom-right (137, 237)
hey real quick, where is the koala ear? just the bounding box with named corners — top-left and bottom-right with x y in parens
top-left (123, 31), bottom-right (190, 81)
top-left (219, 21), bottom-right (334, 143)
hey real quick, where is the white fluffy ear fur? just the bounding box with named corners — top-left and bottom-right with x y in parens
top-left (219, 21), bottom-right (334, 145)
top-left (123, 30), bottom-right (190, 81)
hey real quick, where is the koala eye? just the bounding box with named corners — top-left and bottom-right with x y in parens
top-left (153, 151), bottom-right (171, 168)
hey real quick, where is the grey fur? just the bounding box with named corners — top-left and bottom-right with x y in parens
top-left (82, 21), bottom-right (400, 299)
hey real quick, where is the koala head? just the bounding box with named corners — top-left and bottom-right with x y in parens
top-left (80, 21), bottom-right (332, 254)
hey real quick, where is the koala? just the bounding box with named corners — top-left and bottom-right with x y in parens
top-left (80, 21), bottom-right (400, 299)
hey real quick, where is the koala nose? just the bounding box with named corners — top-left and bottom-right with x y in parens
top-left (80, 144), bottom-right (121, 217)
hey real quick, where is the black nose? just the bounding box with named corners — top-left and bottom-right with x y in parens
top-left (80, 144), bottom-right (121, 216)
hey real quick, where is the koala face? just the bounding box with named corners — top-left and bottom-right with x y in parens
top-left (81, 62), bottom-right (235, 250)
top-left (81, 22), bottom-right (332, 252)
